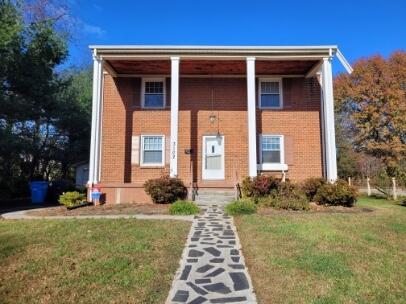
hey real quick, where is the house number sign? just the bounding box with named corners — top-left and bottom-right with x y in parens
top-left (172, 141), bottom-right (177, 159)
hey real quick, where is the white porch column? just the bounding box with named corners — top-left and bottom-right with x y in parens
top-left (88, 51), bottom-right (104, 187)
top-left (169, 57), bottom-right (180, 177)
top-left (246, 57), bottom-right (257, 177)
top-left (321, 58), bottom-right (338, 182)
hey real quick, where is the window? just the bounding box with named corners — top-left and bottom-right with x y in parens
top-left (142, 79), bottom-right (165, 108)
top-left (259, 79), bottom-right (282, 108)
top-left (141, 135), bottom-right (165, 166)
top-left (261, 135), bottom-right (283, 164)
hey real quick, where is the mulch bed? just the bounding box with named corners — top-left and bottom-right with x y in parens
top-left (258, 203), bottom-right (374, 216)
top-left (26, 202), bottom-right (170, 216)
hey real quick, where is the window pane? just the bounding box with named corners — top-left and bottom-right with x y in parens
top-left (143, 136), bottom-right (162, 151)
top-left (261, 94), bottom-right (280, 108)
top-left (145, 82), bottom-right (163, 94)
top-left (262, 150), bottom-right (280, 163)
top-left (206, 155), bottom-right (221, 170)
top-left (143, 151), bottom-right (162, 163)
top-left (261, 81), bottom-right (279, 94)
top-left (145, 94), bottom-right (164, 107)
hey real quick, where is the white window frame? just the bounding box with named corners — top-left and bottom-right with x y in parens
top-left (140, 135), bottom-right (165, 167)
top-left (258, 134), bottom-right (288, 171)
top-left (141, 78), bottom-right (166, 109)
top-left (258, 78), bottom-right (283, 109)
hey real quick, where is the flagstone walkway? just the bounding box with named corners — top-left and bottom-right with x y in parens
top-left (166, 204), bottom-right (257, 304)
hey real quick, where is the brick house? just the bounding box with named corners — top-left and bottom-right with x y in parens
top-left (87, 45), bottom-right (352, 204)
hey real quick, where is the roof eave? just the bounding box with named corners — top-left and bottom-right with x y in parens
top-left (89, 45), bottom-right (336, 57)
top-left (88, 45), bottom-right (352, 74)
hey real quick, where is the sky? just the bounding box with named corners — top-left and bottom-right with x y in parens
top-left (68, 0), bottom-right (406, 74)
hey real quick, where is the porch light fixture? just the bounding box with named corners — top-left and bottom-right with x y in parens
top-left (216, 131), bottom-right (222, 142)
top-left (209, 114), bottom-right (216, 124)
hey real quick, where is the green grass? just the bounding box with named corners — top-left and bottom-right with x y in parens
top-left (225, 199), bottom-right (257, 215)
top-left (0, 219), bottom-right (190, 304)
top-left (235, 197), bottom-right (406, 304)
top-left (169, 200), bottom-right (200, 215)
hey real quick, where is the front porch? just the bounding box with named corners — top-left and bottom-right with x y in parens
top-left (87, 46), bottom-right (352, 203)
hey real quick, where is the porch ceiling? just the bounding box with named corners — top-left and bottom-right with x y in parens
top-left (107, 59), bottom-right (319, 76)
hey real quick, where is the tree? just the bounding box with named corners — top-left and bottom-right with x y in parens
top-left (335, 51), bottom-right (406, 179)
top-left (56, 67), bottom-right (92, 178)
top-left (0, 1), bottom-right (92, 198)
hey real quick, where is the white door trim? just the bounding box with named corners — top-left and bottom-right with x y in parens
top-left (202, 135), bottom-right (225, 180)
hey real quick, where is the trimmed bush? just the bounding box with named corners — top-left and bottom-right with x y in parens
top-left (241, 175), bottom-right (279, 198)
top-left (144, 175), bottom-right (187, 204)
top-left (225, 199), bottom-right (257, 215)
top-left (259, 182), bottom-right (309, 211)
top-left (277, 181), bottom-right (299, 197)
top-left (169, 200), bottom-right (200, 215)
top-left (259, 195), bottom-right (309, 211)
top-left (314, 180), bottom-right (357, 207)
top-left (59, 191), bottom-right (86, 208)
top-left (301, 177), bottom-right (326, 201)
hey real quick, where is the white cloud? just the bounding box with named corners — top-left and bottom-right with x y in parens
top-left (83, 23), bottom-right (106, 37)
top-left (92, 4), bottom-right (102, 11)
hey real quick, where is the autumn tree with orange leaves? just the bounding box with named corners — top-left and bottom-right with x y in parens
top-left (334, 51), bottom-right (406, 179)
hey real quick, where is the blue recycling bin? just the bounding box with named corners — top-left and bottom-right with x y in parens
top-left (29, 181), bottom-right (49, 204)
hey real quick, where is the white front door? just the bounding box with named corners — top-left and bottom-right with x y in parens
top-left (202, 135), bottom-right (225, 180)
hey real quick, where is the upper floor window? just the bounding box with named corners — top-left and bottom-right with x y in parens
top-left (142, 78), bottom-right (165, 108)
top-left (259, 78), bottom-right (283, 109)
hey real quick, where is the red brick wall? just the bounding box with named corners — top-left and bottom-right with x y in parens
top-left (100, 75), bottom-right (323, 203)
top-left (257, 78), bottom-right (323, 180)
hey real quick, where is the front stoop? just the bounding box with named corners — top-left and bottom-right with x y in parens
top-left (166, 204), bottom-right (257, 304)
top-left (194, 190), bottom-right (236, 207)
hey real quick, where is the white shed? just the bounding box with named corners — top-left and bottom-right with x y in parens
top-left (74, 162), bottom-right (89, 187)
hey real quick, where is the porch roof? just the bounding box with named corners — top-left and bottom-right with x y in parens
top-left (89, 45), bottom-right (353, 76)
top-left (90, 45), bottom-right (337, 57)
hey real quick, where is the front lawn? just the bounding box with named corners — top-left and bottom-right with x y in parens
top-left (236, 197), bottom-right (406, 303)
top-left (0, 219), bottom-right (190, 303)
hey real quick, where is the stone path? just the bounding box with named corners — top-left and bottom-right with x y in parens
top-left (166, 204), bottom-right (257, 304)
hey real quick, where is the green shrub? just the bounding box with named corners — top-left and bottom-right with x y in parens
top-left (225, 199), bottom-right (257, 215)
top-left (259, 182), bottom-right (309, 211)
top-left (259, 195), bottom-right (309, 211)
top-left (314, 180), bottom-right (357, 207)
top-left (144, 175), bottom-right (187, 204)
top-left (301, 177), bottom-right (326, 201)
top-left (59, 191), bottom-right (86, 208)
top-left (277, 180), bottom-right (299, 197)
top-left (47, 179), bottom-right (76, 203)
top-left (241, 175), bottom-right (279, 198)
top-left (169, 200), bottom-right (200, 215)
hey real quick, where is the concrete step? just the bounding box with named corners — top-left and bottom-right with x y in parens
top-left (194, 189), bottom-right (236, 206)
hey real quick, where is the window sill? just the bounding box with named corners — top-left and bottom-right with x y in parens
top-left (257, 163), bottom-right (288, 171)
top-left (139, 164), bottom-right (166, 169)
top-left (140, 107), bottom-right (167, 110)
top-left (258, 107), bottom-right (283, 110)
